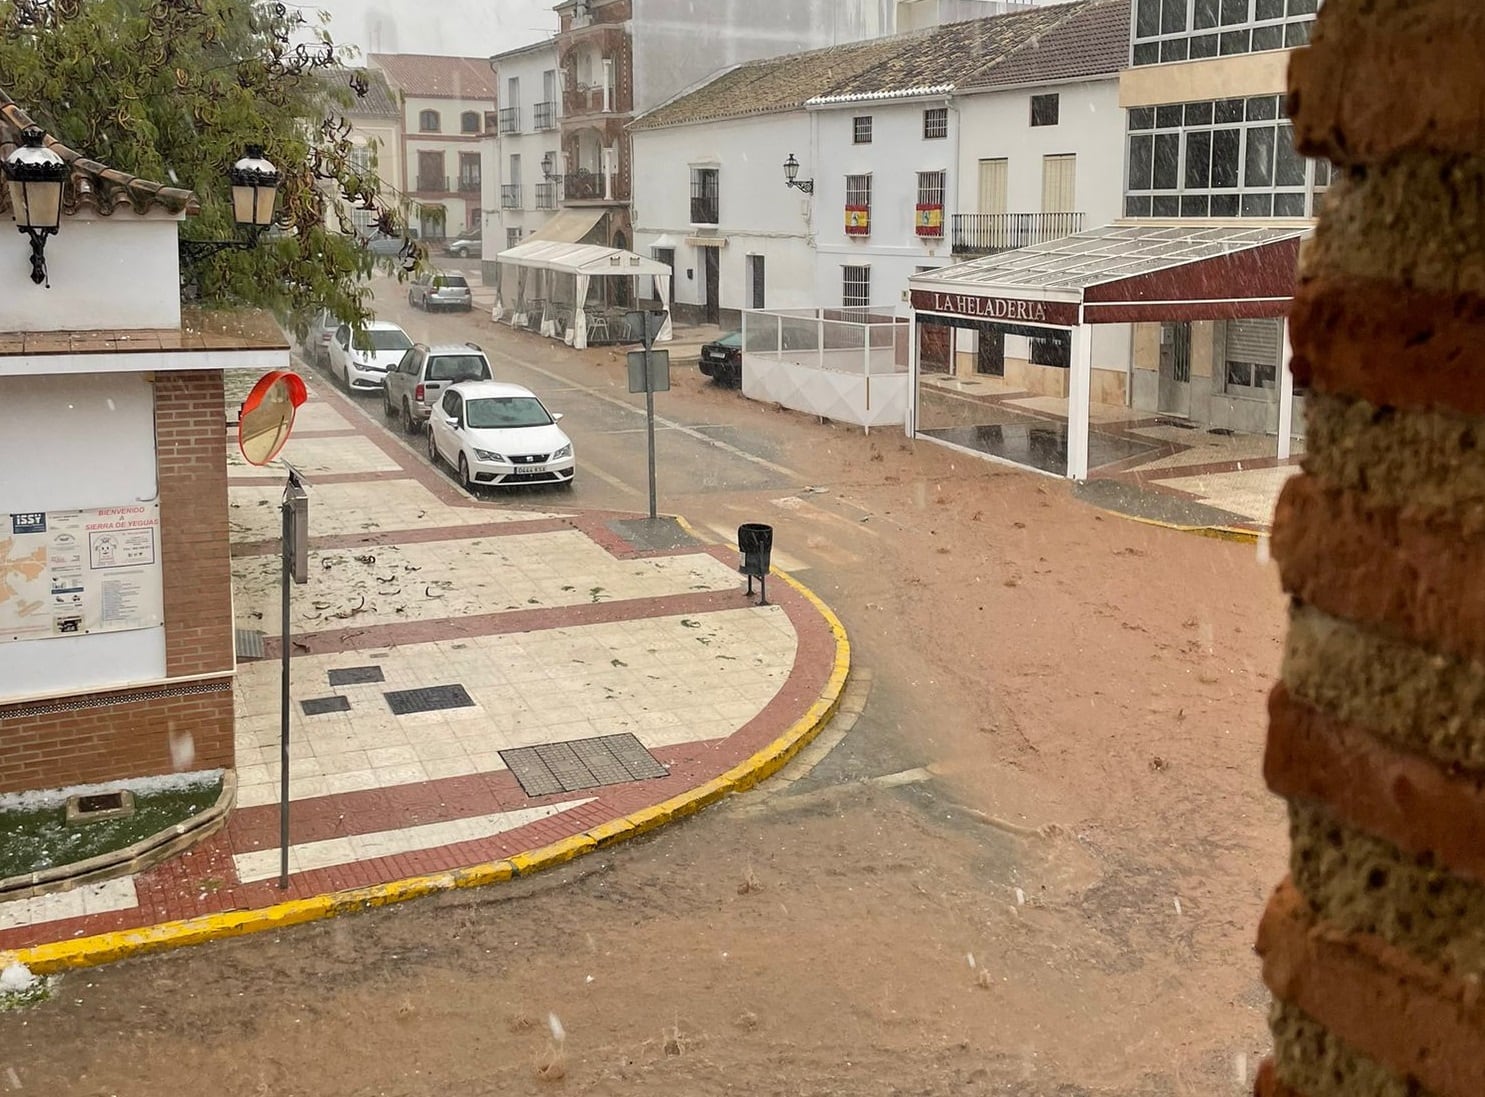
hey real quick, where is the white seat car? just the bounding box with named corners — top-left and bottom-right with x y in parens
top-left (328, 320), bottom-right (413, 391)
top-left (427, 381), bottom-right (575, 490)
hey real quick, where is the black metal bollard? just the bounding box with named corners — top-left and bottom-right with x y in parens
top-left (737, 523), bottom-right (773, 605)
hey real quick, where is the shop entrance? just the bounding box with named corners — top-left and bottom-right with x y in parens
top-left (1158, 321), bottom-right (1192, 418)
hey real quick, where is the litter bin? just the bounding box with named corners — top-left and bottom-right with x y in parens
top-left (738, 523), bottom-right (773, 577)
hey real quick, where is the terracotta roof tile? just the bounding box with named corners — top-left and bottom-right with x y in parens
top-left (0, 87), bottom-right (198, 218)
top-left (964, 0), bottom-right (1131, 89)
top-left (632, 0), bottom-right (1124, 131)
top-left (325, 68), bottom-right (401, 119)
top-left (368, 53), bottom-right (498, 101)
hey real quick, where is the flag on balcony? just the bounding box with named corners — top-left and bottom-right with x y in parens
top-left (914, 204), bottom-right (943, 237)
top-left (845, 205), bottom-right (870, 236)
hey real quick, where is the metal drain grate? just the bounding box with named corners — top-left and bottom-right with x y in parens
top-left (384, 684), bottom-right (475, 716)
top-left (301, 695), bottom-right (351, 716)
top-left (502, 733), bottom-right (669, 797)
top-left (235, 629), bottom-right (266, 661)
top-left (329, 665), bottom-right (385, 686)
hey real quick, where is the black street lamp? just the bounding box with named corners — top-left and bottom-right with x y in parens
top-left (180, 144), bottom-right (282, 266)
top-left (782, 152), bottom-right (814, 195)
top-left (3, 126), bottom-right (68, 286)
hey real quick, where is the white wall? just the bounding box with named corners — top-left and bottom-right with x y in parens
top-left (955, 77), bottom-right (1124, 228)
top-left (0, 216), bottom-right (182, 334)
top-left (812, 99), bottom-right (960, 314)
top-left (402, 93), bottom-right (493, 233)
top-left (0, 373), bottom-right (166, 701)
top-left (631, 115), bottom-right (815, 315)
top-left (632, 0), bottom-right (896, 114)
top-left (485, 44), bottom-right (562, 264)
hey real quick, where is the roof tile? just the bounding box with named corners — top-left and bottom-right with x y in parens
top-left (368, 53), bottom-right (498, 101)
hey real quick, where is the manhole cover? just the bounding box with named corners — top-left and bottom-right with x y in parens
top-left (385, 684), bottom-right (475, 716)
top-left (235, 628), bottom-right (266, 660)
top-left (301, 695), bottom-right (352, 716)
top-left (329, 665), bottom-right (385, 686)
top-left (502, 733), bottom-right (668, 797)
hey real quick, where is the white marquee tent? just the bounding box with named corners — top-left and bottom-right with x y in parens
top-left (494, 240), bottom-right (673, 349)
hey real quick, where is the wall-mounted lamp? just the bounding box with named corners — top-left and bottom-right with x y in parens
top-left (180, 144), bottom-right (281, 268)
top-left (3, 126), bottom-right (68, 287)
top-left (782, 153), bottom-right (814, 195)
top-left (541, 151), bottom-right (559, 180)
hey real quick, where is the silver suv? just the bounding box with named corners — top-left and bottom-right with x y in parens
top-left (383, 342), bottom-right (494, 435)
top-left (407, 271), bottom-right (472, 312)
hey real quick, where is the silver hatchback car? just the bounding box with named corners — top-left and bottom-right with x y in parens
top-left (408, 272), bottom-right (472, 312)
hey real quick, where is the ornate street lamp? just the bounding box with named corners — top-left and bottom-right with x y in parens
top-left (180, 144), bottom-right (281, 266)
top-left (3, 126), bottom-right (68, 286)
top-left (782, 152), bottom-right (813, 195)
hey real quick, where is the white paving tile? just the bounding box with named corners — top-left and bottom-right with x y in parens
top-left (231, 798), bottom-right (594, 883)
top-left (0, 877), bottom-right (139, 930)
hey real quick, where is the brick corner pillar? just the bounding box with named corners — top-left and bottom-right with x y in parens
top-left (1257, 4), bottom-right (1485, 1097)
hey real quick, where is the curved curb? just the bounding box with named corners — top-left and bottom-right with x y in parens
top-left (0, 567), bottom-right (850, 976)
top-left (1096, 508), bottom-right (1262, 545)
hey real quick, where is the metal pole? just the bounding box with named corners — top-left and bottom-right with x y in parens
top-left (279, 495), bottom-right (291, 890)
top-left (645, 375), bottom-right (658, 520)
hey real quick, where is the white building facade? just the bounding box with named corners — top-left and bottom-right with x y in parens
top-left (482, 39), bottom-right (563, 283)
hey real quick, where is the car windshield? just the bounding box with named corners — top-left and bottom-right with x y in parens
top-left (717, 331), bottom-right (742, 348)
top-left (354, 329), bottom-right (412, 352)
top-left (463, 396), bottom-right (553, 430)
top-left (435, 276), bottom-right (468, 289)
top-left (426, 355), bottom-right (490, 382)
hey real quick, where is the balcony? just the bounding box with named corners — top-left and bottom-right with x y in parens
top-left (562, 82), bottom-right (623, 117)
top-left (458, 176), bottom-right (481, 193)
top-left (951, 212), bottom-right (1085, 256)
top-left (564, 169), bottom-right (625, 203)
top-left (533, 101), bottom-right (556, 130)
top-left (690, 197), bottom-right (719, 226)
top-left (501, 184), bottom-right (523, 209)
top-left (535, 182), bottom-right (558, 210)
top-left (498, 107), bottom-right (520, 135)
top-left (415, 175), bottom-right (448, 194)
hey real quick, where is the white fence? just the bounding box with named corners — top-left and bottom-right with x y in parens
top-left (741, 308), bottom-right (910, 430)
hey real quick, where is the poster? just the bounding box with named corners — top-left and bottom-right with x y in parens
top-left (0, 503), bottom-right (163, 642)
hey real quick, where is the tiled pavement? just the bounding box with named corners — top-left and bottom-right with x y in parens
top-left (0, 370), bottom-right (841, 950)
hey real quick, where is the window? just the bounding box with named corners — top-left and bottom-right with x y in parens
top-left (853, 115), bottom-right (873, 144)
top-left (1131, 0), bottom-right (1319, 66)
top-left (845, 173), bottom-right (871, 235)
top-left (1030, 334), bottom-right (1072, 367)
top-left (458, 153), bottom-right (481, 192)
top-left (1030, 94), bottom-right (1060, 127)
top-left (1125, 94), bottom-right (1332, 218)
top-left (916, 171), bottom-right (946, 237)
top-left (418, 109), bottom-right (440, 132)
top-left (416, 150), bottom-right (445, 192)
top-left (349, 145), bottom-right (372, 174)
top-left (923, 107), bottom-right (948, 139)
top-left (460, 111), bottom-right (480, 134)
top-left (1224, 318), bottom-right (1281, 394)
top-left (690, 167), bottom-right (719, 224)
top-left (507, 227), bottom-right (523, 249)
top-left (1042, 154), bottom-right (1077, 213)
top-left (842, 265), bottom-right (871, 308)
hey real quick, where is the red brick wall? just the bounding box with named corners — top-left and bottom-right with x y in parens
top-left (155, 370), bottom-right (234, 678)
top-left (0, 679), bottom-right (233, 793)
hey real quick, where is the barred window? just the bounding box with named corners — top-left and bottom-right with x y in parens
top-left (842, 265), bottom-right (870, 308)
top-left (923, 107), bottom-right (948, 139)
top-left (917, 171), bottom-right (945, 208)
top-left (846, 174), bottom-right (872, 209)
top-left (853, 116), bottom-right (873, 144)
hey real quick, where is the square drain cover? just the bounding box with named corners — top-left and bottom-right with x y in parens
top-left (301, 695), bottom-right (351, 716)
top-left (329, 665), bottom-right (385, 686)
top-left (385, 684), bottom-right (475, 716)
top-left (502, 733), bottom-right (668, 798)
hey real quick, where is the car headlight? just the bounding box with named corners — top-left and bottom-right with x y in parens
top-left (473, 449), bottom-right (505, 462)
top-left (551, 443), bottom-right (572, 460)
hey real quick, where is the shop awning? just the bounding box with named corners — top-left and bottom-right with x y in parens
top-left (909, 223), bottom-right (1308, 326)
top-left (496, 239), bottom-right (673, 277)
top-left (521, 208), bottom-right (605, 246)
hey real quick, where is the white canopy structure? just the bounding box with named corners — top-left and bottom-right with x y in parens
top-left (495, 240), bottom-right (673, 349)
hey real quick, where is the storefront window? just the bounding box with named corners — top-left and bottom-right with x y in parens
top-left (1131, 0), bottom-right (1319, 66)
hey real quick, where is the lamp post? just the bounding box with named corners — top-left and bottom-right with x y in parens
top-left (179, 144), bottom-right (282, 267)
top-left (3, 126), bottom-right (68, 287)
top-left (782, 153), bottom-right (814, 195)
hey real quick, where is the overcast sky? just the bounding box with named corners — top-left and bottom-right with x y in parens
top-left (313, 0), bottom-right (558, 59)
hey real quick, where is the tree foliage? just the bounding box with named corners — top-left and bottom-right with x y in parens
top-left (0, 0), bottom-right (420, 334)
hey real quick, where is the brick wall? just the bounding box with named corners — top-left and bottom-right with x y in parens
top-left (1257, 3), bottom-right (1485, 1096)
top-left (155, 370), bottom-right (234, 678)
top-left (0, 679), bottom-right (233, 793)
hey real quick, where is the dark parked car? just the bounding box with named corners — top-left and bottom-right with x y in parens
top-left (698, 331), bottom-right (742, 386)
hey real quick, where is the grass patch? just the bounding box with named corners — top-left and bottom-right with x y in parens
top-left (0, 778), bottom-right (223, 880)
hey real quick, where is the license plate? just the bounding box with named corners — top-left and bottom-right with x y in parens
top-left (523, 465), bottom-right (547, 474)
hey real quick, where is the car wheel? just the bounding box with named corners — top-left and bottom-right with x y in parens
top-left (402, 400), bottom-right (417, 436)
top-left (457, 453), bottom-right (474, 491)
top-left (427, 424), bottom-right (440, 465)
top-left (382, 387), bottom-right (395, 418)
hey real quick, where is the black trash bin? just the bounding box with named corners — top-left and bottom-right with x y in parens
top-left (737, 523), bottom-right (773, 577)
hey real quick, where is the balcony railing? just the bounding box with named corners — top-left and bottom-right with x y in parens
top-left (498, 107), bottom-right (520, 134)
top-left (564, 169), bottom-right (624, 202)
top-left (533, 101), bottom-right (556, 130)
top-left (415, 175), bottom-right (448, 193)
top-left (535, 182), bottom-right (558, 210)
top-left (950, 212), bottom-right (1086, 256)
top-left (458, 176), bottom-right (481, 193)
top-left (501, 184), bottom-right (523, 209)
top-left (690, 197), bottom-right (719, 225)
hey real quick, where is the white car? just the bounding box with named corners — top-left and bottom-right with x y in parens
top-left (427, 381), bottom-right (575, 491)
top-left (328, 320), bottom-right (413, 391)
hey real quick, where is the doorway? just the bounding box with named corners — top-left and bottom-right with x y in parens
top-left (747, 254), bottom-right (765, 310)
top-left (653, 248), bottom-right (676, 306)
top-left (703, 247), bottom-right (720, 325)
top-left (975, 327), bottom-right (1005, 376)
top-left (919, 323), bottom-right (951, 374)
top-left (1158, 321), bottom-right (1192, 418)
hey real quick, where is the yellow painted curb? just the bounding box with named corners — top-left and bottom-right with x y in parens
top-left (0, 538), bottom-right (850, 977)
top-left (1099, 508), bottom-right (1261, 545)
